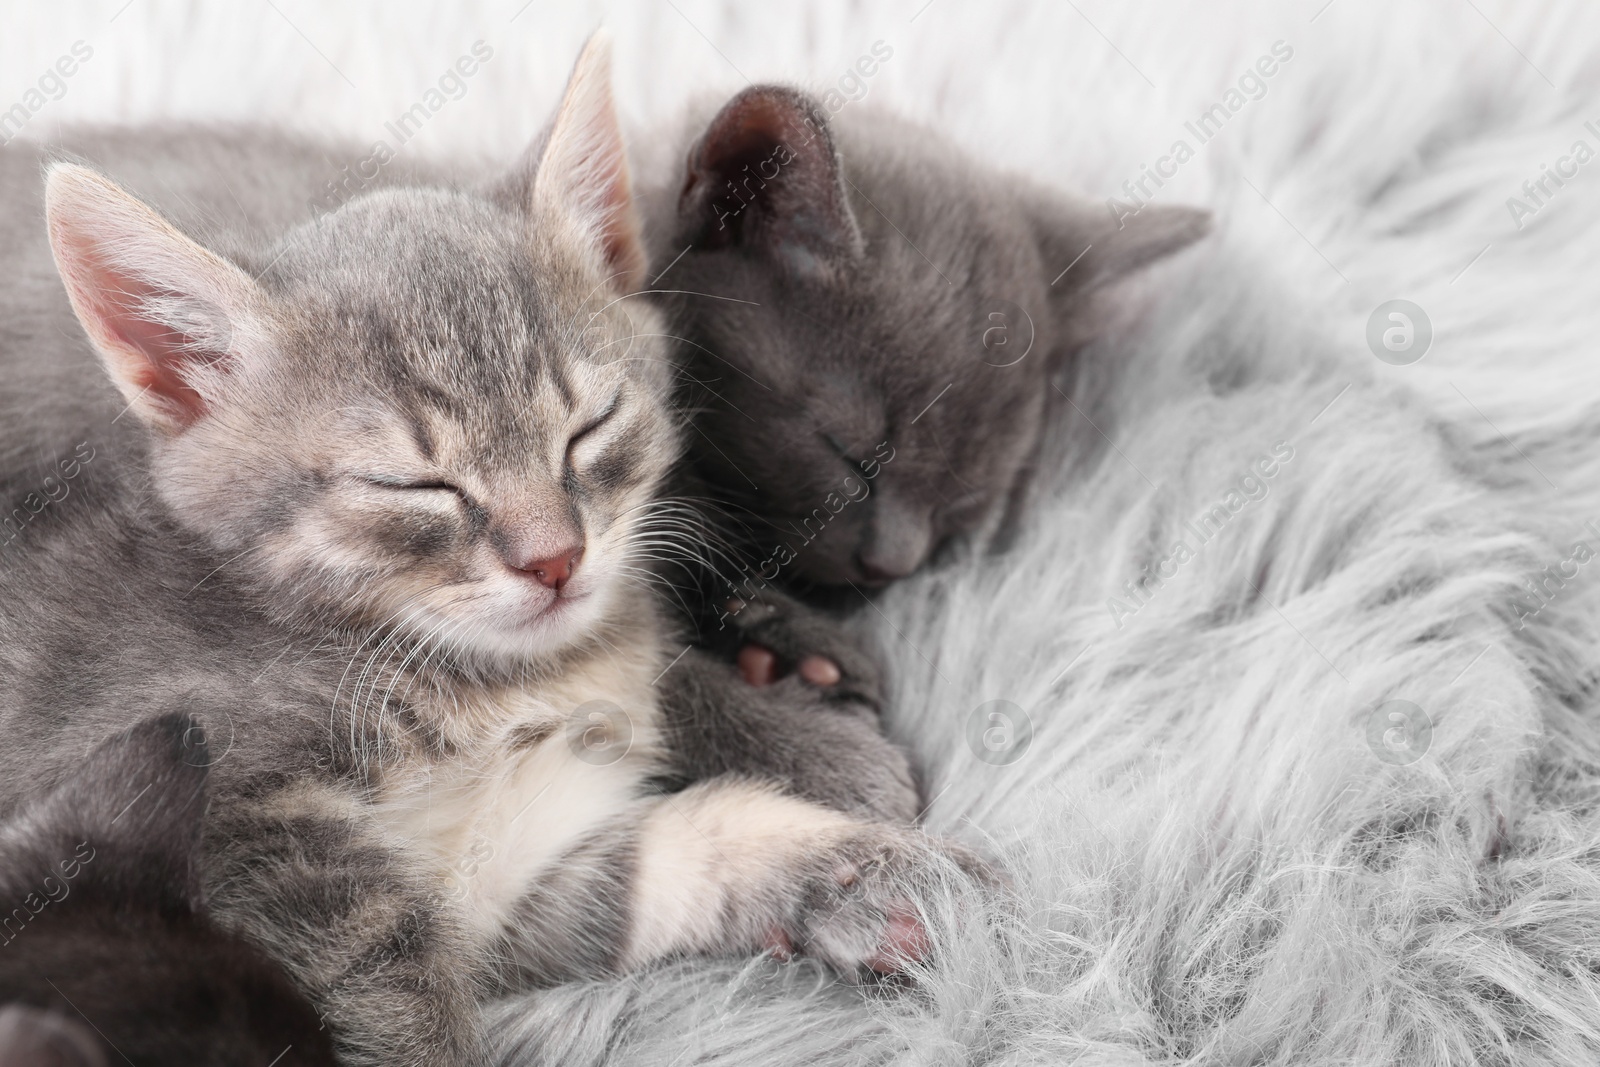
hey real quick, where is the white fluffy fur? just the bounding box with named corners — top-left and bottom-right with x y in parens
top-left (15, 1), bottom-right (1600, 1063)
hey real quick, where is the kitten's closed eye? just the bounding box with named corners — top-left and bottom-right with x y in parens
top-left (362, 474), bottom-right (464, 495)
top-left (822, 432), bottom-right (854, 461)
top-left (566, 392), bottom-right (620, 461)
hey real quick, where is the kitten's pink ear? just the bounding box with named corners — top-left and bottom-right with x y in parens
top-left (45, 164), bottom-right (269, 436)
top-left (533, 32), bottom-right (647, 285)
top-left (679, 86), bottom-right (864, 273)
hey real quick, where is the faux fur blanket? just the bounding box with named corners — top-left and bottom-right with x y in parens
top-left (13, 1), bottom-right (1600, 1063)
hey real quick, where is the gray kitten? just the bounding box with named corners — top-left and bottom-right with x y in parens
top-left (647, 86), bottom-right (1209, 596)
top-left (637, 86), bottom-right (1208, 825)
top-left (0, 38), bottom-right (977, 1066)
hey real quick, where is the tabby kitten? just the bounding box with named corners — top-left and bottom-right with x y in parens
top-left (0, 37), bottom-right (978, 1067)
top-left (0, 715), bottom-right (335, 1066)
top-left (648, 86), bottom-right (1210, 596)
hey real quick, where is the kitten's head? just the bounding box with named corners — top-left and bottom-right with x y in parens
top-left (0, 714), bottom-right (335, 1066)
top-left (47, 36), bottom-right (678, 667)
top-left (663, 87), bottom-right (1207, 587)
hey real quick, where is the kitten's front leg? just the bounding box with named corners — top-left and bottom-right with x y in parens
top-left (621, 778), bottom-right (988, 977)
top-left (204, 784), bottom-right (485, 1067)
top-left (659, 648), bottom-right (920, 823)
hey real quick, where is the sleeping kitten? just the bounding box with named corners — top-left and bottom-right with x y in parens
top-left (635, 86), bottom-right (1208, 818)
top-left (647, 86), bottom-right (1209, 597)
top-left (0, 37), bottom-right (979, 1067)
top-left (0, 715), bottom-right (335, 1066)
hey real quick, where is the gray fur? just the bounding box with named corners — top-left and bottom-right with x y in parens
top-left (644, 86), bottom-right (1209, 591)
top-left (0, 714), bottom-right (336, 1066)
top-left (668, 591), bottom-right (919, 822)
top-left (633, 85), bottom-right (1207, 838)
top-left (0, 128), bottom-right (575, 1064)
top-left (0, 52), bottom-right (978, 1066)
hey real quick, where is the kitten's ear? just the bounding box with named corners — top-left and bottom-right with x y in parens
top-left (45, 164), bottom-right (271, 436)
top-left (0, 713), bottom-right (210, 915)
top-left (532, 31), bottom-right (647, 286)
top-left (1032, 191), bottom-right (1211, 294)
top-left (679, 86), bottom-right (864, 275)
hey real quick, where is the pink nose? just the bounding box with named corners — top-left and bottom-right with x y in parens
top-left (508, 546), bottom-right (584, 591)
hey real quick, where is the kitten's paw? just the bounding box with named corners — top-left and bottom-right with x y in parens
top-left (774, 829), bottom-right (998, 980)
top-left (737, 642), bottom-right (841, 689)
top-left (721, 591), bottom-right (883, 711)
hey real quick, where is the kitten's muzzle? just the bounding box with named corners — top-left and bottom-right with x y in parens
top-left (855, 530), bottom-right (929, 586)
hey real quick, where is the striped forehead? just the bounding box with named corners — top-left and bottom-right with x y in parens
top-left (330, 284), bottom-right (621, 438)
top-left (276, 189), bottom-right (649, 465)
top-left (392, 350), bottom-right (608, 465)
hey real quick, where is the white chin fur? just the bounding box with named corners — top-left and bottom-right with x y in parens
top-left (437, 581), bottom-right (617, 667)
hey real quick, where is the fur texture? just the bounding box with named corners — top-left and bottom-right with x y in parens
top-left (502, 4), bottom-right (1600, 1065)
top-left (11, 2), bottom-right (1600, 1065)
top-left (0, 37), bottom-right (980, 1067)
top-left (643, 86), bottom-right (1205, 591)
top-left (0, 714), bottom-right (336, 1066)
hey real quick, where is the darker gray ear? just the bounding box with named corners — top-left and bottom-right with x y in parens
top-left (1030, 189), bottom-right (1210, 294)
top-left (0, 713), bottom-right (210, 915)
top-left (679, 85), bottom-right (864, 274)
